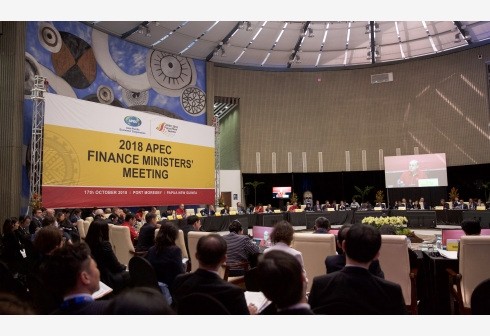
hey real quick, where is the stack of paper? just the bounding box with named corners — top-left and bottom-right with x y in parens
top-left (244, 291), bottom-right (271, 313)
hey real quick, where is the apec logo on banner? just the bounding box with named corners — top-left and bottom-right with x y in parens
top-left (124, 116), bottom-right (142, 127)
top-left (155, 122), bottom-right (179, 137)
top-left (119, 116), bottom-right (146, 135)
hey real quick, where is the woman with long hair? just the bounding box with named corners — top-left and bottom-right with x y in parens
top-left (145, 222), bottom-right (185, 302)
top-left (84, 220), bottom-right (130, 293)
top-left (1, 217), bottom-right (25, 275)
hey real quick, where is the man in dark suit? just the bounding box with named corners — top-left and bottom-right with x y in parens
top-left (257, 250), bottom-right (313, 314)
top-left (309, 224), bottom-right (406, 314)
top-left (171, 234), bottom-right (252, 315)
top-left (40, 242), bottom-right (110, 314)
top-left (325, 224), bottom-right (384, 278)
top-left (135, 213), bottom-right (160, 252)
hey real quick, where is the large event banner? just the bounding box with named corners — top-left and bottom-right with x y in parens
top-left (42, 93), bottom-right (215, 208)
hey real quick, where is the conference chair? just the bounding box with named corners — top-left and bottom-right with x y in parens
top-left (196, 207), bottom-right (205, 216)
top-left (378, 235), bottom-right (418, 314)
top-left (291, 232), bottom-right (337, 292)
top-left (82, 220), bottom-right (91, 239)
top-left (109, 225), bottom-right (141, 266)
top-left (76, 219), bottom-right (86, 240)
top-left (446, 236), bottom-right (490, 314)
top-left (187, 231), bottom-right (211, 272)
top-left (218, 261), bottom-right (250, 289)
top-left (470, 278), bottom-right (490, 314)
top-left (85, 216), bottom-right (94, 224)
top-left (128, 256), bottom-right (160, 291)
top-left (185, 208), bottom-right (195, 216)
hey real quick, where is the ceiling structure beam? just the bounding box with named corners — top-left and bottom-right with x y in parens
top-left (369, 21), bottom-right (376, 64)
top-left (121, 21), bottom-right (149, 39)
top-left (454, 21), bottom-right (473, 45)
top-left (287, 21), bottom-right (311, 69)
top-left (206, 22), bottom-right (241, 61)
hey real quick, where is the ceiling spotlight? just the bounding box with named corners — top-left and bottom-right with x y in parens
top-left (365, 24), bottom-right (370, 34)
top-left (246, 21), bottom-right (252, 31)
top-left (238, 21), bottom-right (245, 29)
top-left (308, 27), bottom-right (314, 38)
top-left (145, 27), bottom-right (151, 37)
top-left (454, 33), bottom-right (462, 42)
top-left (374, 22), bottom-right (380, 32)
top-left (221, 47), bottom-right (226, 57)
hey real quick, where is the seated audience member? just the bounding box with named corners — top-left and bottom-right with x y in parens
top-left (287, 202), bottom-right (299, 212)
top-left (461, 219), bottom-right (481, 236)
top-left (145, 222), bottom-right (185, 303)
top-left (200, 204), bottom-right (216, 216)
top-left (418, 197), bottom-right (428, 210)
top-left (175, 204), bottom-right (186, 218)
top-left (313, 201), bottom-right (322, 212)
top-left (58, 211), bottom-right (80, 244)
top-left (338, 201), bottom-right (347, 211)
top-left (171, 234), bottom-right (253, 315)
top-left (246, 204), bottom-right (255, 214)
top-left (181, 215), bottom-right (203, 259)
top-left (236, 202), bottom-right (246, 215)
top-left (135, 213), bottom-right (160, 252)
top-left (264, 220), bottom-right (306, 275)
top-left (350, 198), bottom-right (360, 210)
top-left (220, 204), bottom-right (231, 215)
top-left (105, 287), bottom-right (174, 315)
top-left (27, 226), bottom-right (65, 314)
top-left (257, 250), bottom-right (313, 315)
top-left (439, 198), bottom-right (450, 209)
top-left (313, 217), bottom-right (331, 234)
top-left (0, 292), bottom-right (35, 314)
top-left (360, 201), bottom-right (372, 210)
top-left (325, 224), bottom-right (384, 278)
top-left (222, 220), bottom-right (260, 275)
top-left (264, 204), bottom-right (274, 213)
top-left (467, 198), bottom-right (476, 210)
top-left (29, 208), bottom-right (43, 234)
top-left (40, 242), bottom-right (110, 314)
top-left (374, 201), bottom-right (386, 209)
top-left (254, 203), bottom-right (264, 214)
top-left (309, 224), bottom-right (406, 314)
top-left (2, 217), bottom-right (30, 276)
top-left (69, 208), bottom-right (82, 224)
top-left (455, 199), bottom-right (468, 210)
top-left (121, 213), bottom-right (139, 245)
top-left (84, 220), bottom-right (130, 293)
top-left (476, 199), bottom-right (487, 209)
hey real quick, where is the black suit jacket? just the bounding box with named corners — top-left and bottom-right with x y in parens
top-left (52, 300), bottom-right (111, 315)
top-left (171, 268), bottom-right (249, 315)
top-left (308, 266), bottom-right (407, 315)
top-left (325, 254), bottom-right (385, 279)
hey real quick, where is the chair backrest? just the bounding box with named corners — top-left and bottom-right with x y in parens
top-left (442, 229), bottom-right (490, 246)
top-left (471, 278), bottom-right (490, 314)
top-left (82, 220), bottom-right (91, 238)
top-left (76, 219), bottom-right (86, 239)
top-left (109, 225), bottom-right (135, 266)
top-left (185, 208), bottom-right (195, 216)
top-left (154, 228), bottom-right (188, 259)
top-left (377, 235), bottom-right (412, 306)
top-left (85, 216), bottom-right (94, 224)
top-left (128, 256), bottom-right (160, 290)
top-left (187, 231), bottom-right (212, 272)
top-left (459, 236), bottom-right (490, 308)
top-left (177, 292), bottom-right (230, 315)
top-left (291, 232), bottom-right (337, 292)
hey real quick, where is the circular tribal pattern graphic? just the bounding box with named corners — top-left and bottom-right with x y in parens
top-left (122, 88), bottom-right (149, 107)
top-left (146, 51), bottom-right (196, 96)
top-left (96, 85), bottom-right (115, 104)
top-left (42, 131), bottom-right (80, 185)
top-left (180, 86), bottom-right (206, 116)
top-left (38, 22), bottom-right (62, 53)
